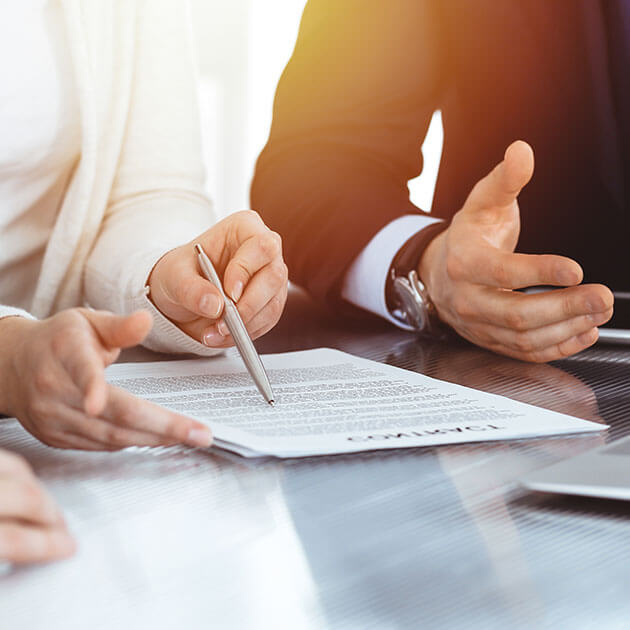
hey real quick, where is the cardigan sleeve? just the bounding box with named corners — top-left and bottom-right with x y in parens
top-left (83, 0), bottom-right (220, 356)
top-left (0, 306), bottom-right (37, 321)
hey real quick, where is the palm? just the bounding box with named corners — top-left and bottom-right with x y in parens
top-left (418, 140), bottom-right (613, 363)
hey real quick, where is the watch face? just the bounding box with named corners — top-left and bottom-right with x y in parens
top-left (392, 276), bottom-right (429, 330)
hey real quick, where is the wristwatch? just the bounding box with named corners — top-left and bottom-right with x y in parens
top-left (385, 221), bottom-right (449, 335)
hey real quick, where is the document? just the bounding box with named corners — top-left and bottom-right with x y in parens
top-left (106, 348), bottom-right (606, 458)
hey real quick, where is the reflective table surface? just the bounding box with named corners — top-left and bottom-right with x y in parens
top-left (2, 289), bottom-right (630, 629)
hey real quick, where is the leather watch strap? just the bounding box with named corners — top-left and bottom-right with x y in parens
top-left (385, 220), bottom-right (449, 311)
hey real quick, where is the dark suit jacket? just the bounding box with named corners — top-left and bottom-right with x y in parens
top-left (251, 0), bottom-right (628, 305)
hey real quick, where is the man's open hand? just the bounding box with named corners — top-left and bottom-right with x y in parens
top-left (419, 141), bottom-right (614, 362)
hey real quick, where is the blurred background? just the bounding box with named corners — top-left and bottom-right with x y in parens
top-left (190, 0), bottom-right (443, 219)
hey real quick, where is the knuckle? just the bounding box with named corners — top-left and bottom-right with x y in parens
top-left (562, 294), bottom-right (575, 318)
top-left (54, 309), bottom-right (84, 328)
top-left (558, 346), bottom-right (573, 359)
top-left (120, 395), bottom-right (145, 426)
top-left (237, 301), bottom-right (256, 323)
top-left (512, 331), bottom-right (536, 354)
top-left (557, 338), bottom-right (581, 359)
top-left (104, 426), bottom-right (131, 447)
top-left (489, 259), bottom-right (510, 287)
top-left (230, 258), bottom-right (251, 283)
top-left (246, 209), bottom-right (262, 223)
top-left (28, 396), bottom-right (51, 422)
top-left (520, 349), bottom-right (548, 363)
top-left (451, 294), bottom-right (473, 320)
top-left (33, 369), bottom-right (57, 396)
top-left (503, 309), bottom-right (528, 332)
top-left (269, 262), bottom-right (288, 285)
top-left (238, 209), bottom-right (262, 227)
top-left (52, 310), bottom-right (83, 333)
top-left (51, 327), bottom-right (90, 357)
top-left (268, 295), bottom-right (285, 318)
top-left (551, 336), bottom-right (578, 360)
top-left (269, 230), bottom-right (283, 252)
top-left (117, 401), bottom-right (139, 427)
top-left (258, 233), bottom-right (281, 258)
top-left (50, 330), bottom-right (72, 355)
top-left (530, 356), bottom-right (548, 364)
top-left (469, 327), bottom-right (493, 346)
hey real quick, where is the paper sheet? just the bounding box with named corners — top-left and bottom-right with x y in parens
top-left (106, 348), bottom-right (606, 458)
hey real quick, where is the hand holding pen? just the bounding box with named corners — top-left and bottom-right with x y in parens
top-left (147, 210), bottom-right (289, 350)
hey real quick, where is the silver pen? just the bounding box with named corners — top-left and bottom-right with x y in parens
top-left (194, 243), bottom-right (275, 406)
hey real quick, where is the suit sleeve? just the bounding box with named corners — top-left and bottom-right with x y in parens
top-left (251, 0), bottom-right (443, 305)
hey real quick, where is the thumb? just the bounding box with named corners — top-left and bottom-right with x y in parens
top-left (83, 310), bottom-right (153, 350)
top-left (466, 140), bottom-right (535, 213)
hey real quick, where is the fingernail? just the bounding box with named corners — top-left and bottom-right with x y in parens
top-left (44, 500), bottom-right (65, 526)
top-left (203, 330), bottom-right (224, 346)
top-left (200, 294), bottom-right (222, 319)
top-left (231, 281), bottom-right (244, 303)
top-left (586, 297), bottom-right (605, 313)
top-left (56, 532), bottom-right (77, 556)
top-left (217, 320), bottom-right (229, 337)
top-left (187, 426), bottom-right (213, 448)
top-left (589, 311), bottom-right (611, 326)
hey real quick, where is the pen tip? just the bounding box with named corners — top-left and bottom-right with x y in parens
top-left (194, 243), bottom-right (203, 255)
top-left (268, 400), bottom-right (275, 407)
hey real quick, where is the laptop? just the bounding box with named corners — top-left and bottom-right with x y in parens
top-left (519, 292), bottom-right (630, 499)
top-left (521, 435), bottom-right (630, 501)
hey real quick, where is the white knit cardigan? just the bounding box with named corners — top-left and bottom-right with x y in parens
top-left (0, 0), bottom-right (221, 356)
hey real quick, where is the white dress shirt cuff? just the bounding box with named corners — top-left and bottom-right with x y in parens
top-left (341, 215), bottom-right (443, 329)
top-left (0, 306), bottom-right (37, 321)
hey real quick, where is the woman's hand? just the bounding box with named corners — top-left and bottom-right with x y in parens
top-left (0, 310), bottom-right (213, 450)
top-left (148, 211), bottom-right (289, 348)
top-left (0, 449), bottom-right (75, 565)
